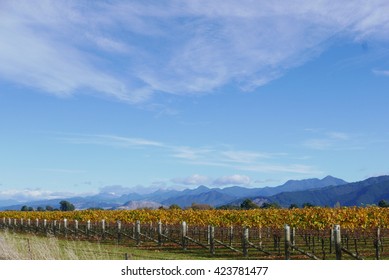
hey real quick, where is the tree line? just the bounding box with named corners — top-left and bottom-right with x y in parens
top-left (216, 199), bottom-right (315, 210)
top-left (20, 200), bottom-right (75, 212)
top-left (218, 199), bottom-right (389, 210)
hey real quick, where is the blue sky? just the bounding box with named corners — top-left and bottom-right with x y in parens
top-left (1, 1), bottom-right (389, 201)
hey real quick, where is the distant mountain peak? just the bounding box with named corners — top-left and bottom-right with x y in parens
top-left (321, 175), bottom-right (344, 180)
top-left (320, 175), bottom-right (348, 186)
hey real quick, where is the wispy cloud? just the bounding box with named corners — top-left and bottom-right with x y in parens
top-left (86, 34), bottom-right (132, 54)
top-left (59, 132), bottom-right (318, 175)
top-left (172, 146), bottom-right (214, 161)
top-left (372, 69), bottom-right (389, 76)
top-left (304, 138), bottom-right (334, 150)
top-left (0, 1), bottom-right (150, 103)
top-left (2, 1), bottom-right (389, 104)
top-left (304, 130), bottom-right (362, 150)
top-left (221, 151), bottom-right (275, 163)
top-left (59, 133), bottom-right (164, 148)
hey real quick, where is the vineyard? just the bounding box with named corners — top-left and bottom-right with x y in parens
top-left (1, 207), bottom-right (389, 229)
top-left (1, 207), bottom-right (389, 260)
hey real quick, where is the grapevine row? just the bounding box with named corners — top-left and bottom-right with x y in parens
top-left (1, 207), bottom-right (388, 230)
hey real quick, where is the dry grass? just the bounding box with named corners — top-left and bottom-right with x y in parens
top-left (0, 230), bottom-right (124, 260)
top-left (0, 230), bottom-right (213, 260)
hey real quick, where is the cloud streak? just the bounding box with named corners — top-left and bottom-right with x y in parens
top-left (58, 133), bottom-right (165, 148)
top-left (303, 130), bottom-right (363, 151)
top-left (171, 174), bottom-right (252, 187)
top-left (59, 133), bottom-right (318, 175)
top-left (2, 1), bottom-right (389, 104)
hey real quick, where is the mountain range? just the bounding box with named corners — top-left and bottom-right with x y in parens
top-left (1, 175), bottom-right (389, 210)
top-left (267, 175), bottom-right (389, 207)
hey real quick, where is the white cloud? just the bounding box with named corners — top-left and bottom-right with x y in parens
top-left (2, 1), bottom-right (389, 104)
top-left (213, 174), bottom-right (251, 186)
top-left (0, 189), bottom-right (74, 202)
top-left (171, 174), bottom-right (211, 186)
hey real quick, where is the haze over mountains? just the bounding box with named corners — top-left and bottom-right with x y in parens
top-left (1, 175), bottom-right (389, 210)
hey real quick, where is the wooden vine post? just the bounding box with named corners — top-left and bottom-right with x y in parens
top-left (209, 226), bottom-right (215, 255)
top-left (375, 227), bottom-right (381, 260)
top-left (136, 220), bottom-right (141, 246)
top-left (43, 219), bottom-right (48, 234)
top-left (284, 224), bottom-right (291, 260)
top-left (53, 220), bottom-right (57, 235)
top-left (334, 225), bottom-right (342, 260)
top-left (101, 219), bottom-right (106, 239)
top-left (117, 220), bottom-right (122, 244)
top-left (74, 220), bottom-right (79, 236)
top-left (35, 218), bottom-right (39, 233)
top-left (86, 220), bottom-right (91, 237)
top-left (157, 221), bottom-right (163, 246)
top-left (329, 227), bottom-right (334, 254)
top-left (63, 218), bottom-right (68, 237)
top-left (242, 227), bottom-right (249, 257)
top-left (181, 221), bottom-right (187, 250)
top-left (229, 225), bottom-right (234, 246)
top-left (207, 225), bottom-right (211, 245)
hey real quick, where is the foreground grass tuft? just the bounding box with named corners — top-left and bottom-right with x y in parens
top-left (0, 230), bottom-right (214, 260)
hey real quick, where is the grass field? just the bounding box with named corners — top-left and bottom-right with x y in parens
top-left (0, 230), bottom-right (281, 260)
top-left (0, 230), bottom-right (224, 260)
top-left (2, 229), bottom-right (387, 260)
